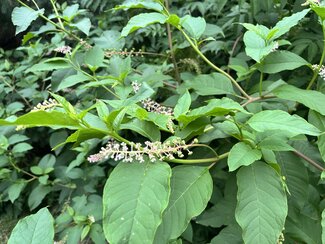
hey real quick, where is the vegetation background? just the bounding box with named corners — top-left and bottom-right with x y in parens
top-left (1, 0), bottom-right (325, 243)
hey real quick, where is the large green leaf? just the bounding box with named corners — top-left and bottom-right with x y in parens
top-left (177, 98), bottom-right (246, 127)
top-left (185, 73), bottom-right (234, 96)
top-left (26, 58), bottom-right (70, 73)
top-left (154, 166), bottom-right (213, 243)
top-left (121, 13), bottom-right (167, 37)
top-left (236, 162), bottom-right (288, 244)
top-left (12, 7), bottom-right (45, 34)
top-left (228, 142), bottom-right (262, 171)
top-left (259, 51), bottom-right (308, 74)
top-left (103, 161), bottom-right (171, 244)
top-left (273, 84), bottom-right (325, 116)
top-left (276, 152), bottom-right (309, 209)
top-left (247, 110), bottom-right (321, 137)
top-left (120, 119), bottom-right (161, 141)
top-left (180, 15), bottom-right (206, 39)
top-left (8, 208), bottom-right (54, 244)
top-left (210, 224), bottom-right (242, 244)
top-left (0, 111), bottom-right (81, 129)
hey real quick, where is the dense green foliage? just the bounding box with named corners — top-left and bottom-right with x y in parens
top-left (1, 0), bottom-right (325, 243)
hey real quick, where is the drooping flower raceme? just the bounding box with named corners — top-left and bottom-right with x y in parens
top-left (87, 138), bottom-right (196, 163)
top-left (312, 64), bottom-right (325, 80)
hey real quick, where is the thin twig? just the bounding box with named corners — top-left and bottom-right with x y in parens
top-left (164, 0), bottom-right (181, 82)
top-left (293, 150), bottom-right (325, 171)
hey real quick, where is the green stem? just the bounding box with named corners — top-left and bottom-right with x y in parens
top-left (307, 23), bottom-right (325, 90)
top-left (166, 152), bottom-right (229, 164)
top-left (259, 72), bottom-right (264, 97)
top-left (178, 28), bottom-right (251, 99)
top-left (50, 0), bottom-right (65, 29)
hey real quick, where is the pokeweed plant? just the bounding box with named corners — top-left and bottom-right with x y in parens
top-left (2, 0), bottom-right (325, 243)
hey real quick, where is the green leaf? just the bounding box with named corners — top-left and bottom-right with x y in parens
top-left (114, 0), bottom-right (163, 12)
top-left (276, 152), bottom-right (309, 209)
top-left (0, 111), bottom-right (81, 129)
top-left (120, 119), bottom-right (161, 141)
top-left (236, 162), bottom-right (288, 244)
top-left (103, 161), bottom-right (171, 244)
top-left (11, 7), bottom-right (45, 34)
top-left (8, 181), bottom-right (26, 203)
top-left (85, 46), bottom-right (105, 68)
top-left (311, 5), bottom-right (325, 21)
top-left (174, 90), bottom-right (191, 118)
top-left (259, 51), bottom-right (308, 74)
top-left (154, 166), bottom-right (213, 243)
top-left (243, 31), bottom-right (277, 63)
top-left (71, 18), bottom-right (91, 36)
top-left (270, 9), bottom-right (310, 40)
top-left (8, 208), bottom-right (54, 244)
top-left (210, 224), bottom-right (242, 244)
top-left (121, 13), bottom-right (167, 37)
top-left (180, 15), bottom-right (206, 39)
top-left (185, 73), bottom-right (234, 96)
top-left (26, 58), bottom-right (70, 73)
top-left (63, 4), bottom-right (79, 21)
top-left (178, 98), bottom-right (246, 127)
top-left (228, 142), bottom-right (262, 171)
top-left (247, 110), bottom-right (321, 137)
top-left (93, 30), bottom-right (125, 50)
top-left (12, 142), bottom-right (33, 154)
top-left (318, 134), bottom-right (325, 162)
top-left (273, 84), bottom-right (325, 116)
top-left (56, 73), bottom-right (90, 92)
top-left (28, 185), bottom-right (52, 210)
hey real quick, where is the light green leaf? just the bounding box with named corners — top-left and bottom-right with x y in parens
top-left (322, 208), bottom-right (325, 243)
top-left (311, 5), bottom-right (325, 21)
top-left (121, 13), bottom-right (167, 37)
top-left (85, 46), bottom-right (104, 68)
top-left (180, 15), bottom-right (206, 39)
top-left (26, 58), bottom-right (70, 73)
top-left (276, 152), bottom-right (309, 209)
top-left (63, 4), bottom-right (79, 21)
top-left (318, 134), bottom-right (325, 162)
top-left (236, 162), bottom-right (288, 244)
top-left (8, 181), bottom-right (26, 203)
top-left (271, 9), bottom-right (310, 40)
top-left (71, 18), bottom-right (91, 36)
top-left (8, 208), bottom-right (54, 244)
top-left (28, 185), bottom-right (51, 210)
top-left (243, 31), bottom-right (277, 63)
top-left (273, 84), bottom-right (325, 116)
top-left (174, 90), bottom-right (191, 118)
top-left (185, 73), bottom-right (234, 96)
top-left (259, 51), bottom-right (308, 74)
top-left (103, 161), bottom-right (171, 244)
top-left (247, 110), bottom-right (321, 137)
top-left (178, 98), bottom-right (246, 127)
top-left (228, 142), bottom-right (262, 171)
top-left (12, 142), bottom-right (33, 154)
top-left (154, 166), bottom-right (213, 243)
top-left (56, 73), bottom-right (90, 92)
top-left (120, 119), bottom-right (161, 141)
top-left (11, 7), bottom-right (45, 34)
top-left (114, 0), bottom-right (163, 12)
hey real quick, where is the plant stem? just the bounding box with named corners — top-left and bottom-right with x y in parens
top-left (307, 23), bottom-right (325, 90)
top-left (293, 150), bottom-right (325, 171)
top-left (164, 0), bottom-right (181, 83)
top-left (178, 28), bottom-right (251, 99)
top-left (259, 72), bottom-right (264, 97)
top-left (166, 152), bottom-right (229, 164)
top-left (50, 0), bottom-right (65, 29)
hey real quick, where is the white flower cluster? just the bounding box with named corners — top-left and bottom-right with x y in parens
top-left (302, 0), bottom-right (320, 6)
top-left (31, 98), bottom-right (58, 112)
top-left (131, 81), bottom-right (174, 116)
top-left (312, 64), bottom-right (325, 80)
top-left (87, 138), bottom-right (196, 163)
top-left (54, 46), bottom-right (72, 55)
